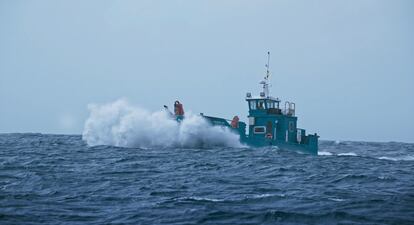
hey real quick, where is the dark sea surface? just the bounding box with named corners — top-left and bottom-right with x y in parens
top-left (0, 133), bottom-right (413, 225)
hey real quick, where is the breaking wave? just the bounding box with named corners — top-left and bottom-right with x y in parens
top-left (82, 99), bottom-right (243, 148)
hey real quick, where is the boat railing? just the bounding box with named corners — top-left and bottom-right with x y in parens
top-left (283, 102), bottom-right (295, 116)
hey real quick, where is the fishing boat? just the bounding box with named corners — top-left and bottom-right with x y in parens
top-left (167, 52), bottom-right (319, 154)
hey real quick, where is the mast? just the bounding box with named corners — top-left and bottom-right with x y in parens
top-left (266, 51), bottom-right (270, 80)
top-left (260, 51), bottom-right (271, 97)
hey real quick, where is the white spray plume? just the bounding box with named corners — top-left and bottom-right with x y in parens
top-left (82, 99), bottom-right (243, 148)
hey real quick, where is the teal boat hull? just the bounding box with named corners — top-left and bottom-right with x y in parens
top-left (242, 137), bottom-right (318, 155)
top-left (201, 114), bottom-right (318, 155)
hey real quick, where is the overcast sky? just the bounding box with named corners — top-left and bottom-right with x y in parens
top-left (0, 0), bottom-right (413, 142)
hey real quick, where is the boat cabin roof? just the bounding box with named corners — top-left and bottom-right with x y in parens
top-left (246, 96), bottom-right (280, 102)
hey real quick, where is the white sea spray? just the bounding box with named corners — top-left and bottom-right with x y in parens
top-left (82, 99), bottom-right (243, 148)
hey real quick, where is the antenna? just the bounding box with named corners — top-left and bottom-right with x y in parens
top-left (260, 51), bottom-right (271, 97)
top-left (265, 51), bottom-right (270, 80)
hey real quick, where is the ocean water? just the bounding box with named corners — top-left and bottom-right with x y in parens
top-left (1, 133), bottom-right (413, 225)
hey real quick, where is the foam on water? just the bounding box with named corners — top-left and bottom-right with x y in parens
top-left (318, 151), bottom-right (358, 157)
top-left (377, 155), bottom-right (414, 161)
top-left (82, 99), bottom-right (242, 148)
top-left (184, 197), bottom-right (224, 202)
top-left (318, 150), bottom-right (414, 162)
top-left (337, 152), bottom-right (358, 156)
top-left (318, 151), bottom-right (333, 156)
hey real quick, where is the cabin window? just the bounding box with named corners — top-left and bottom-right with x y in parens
top-left (257, 100), bottom-right (265, 109)
top-left (266, 102), bottom-right (271, 109)
top-left (254, 126), bottom-right (266, 134)
top-left (249, 101), bottom-right (256, 110)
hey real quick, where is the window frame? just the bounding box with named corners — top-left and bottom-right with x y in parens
top-left (266, 101), bottom-right (271, 109)
top-left (249, 101), bottom-right (256, 110)
top-left (257, 100), bottom-right (265, 109)
top-left (253, 126), bottom-right (266, 134)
